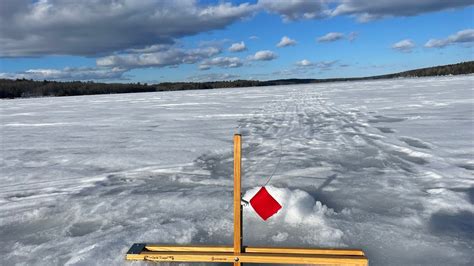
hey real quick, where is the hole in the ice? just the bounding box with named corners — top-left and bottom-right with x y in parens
top-left (316, 174), bottom-right (337, 192)
top-left (295, 174), bottom-right (345, 212)
top-left (306, 190), bottom-right (344, 213)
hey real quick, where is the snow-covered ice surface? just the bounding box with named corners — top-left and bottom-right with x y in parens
top-left (1, 75), bottom-right (473, 265)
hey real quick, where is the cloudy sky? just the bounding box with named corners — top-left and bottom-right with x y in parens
top-left (0, 0), bottom-right (473, 83)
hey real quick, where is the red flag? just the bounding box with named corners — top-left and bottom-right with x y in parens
top-left (250, 187), bottom-right (282, 221)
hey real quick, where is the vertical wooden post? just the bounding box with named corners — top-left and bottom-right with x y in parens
top-left (233, 134), bottom-right (242, 266)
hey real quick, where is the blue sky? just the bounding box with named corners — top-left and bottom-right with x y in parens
top-left (0, 0), bottom-right (473, 83)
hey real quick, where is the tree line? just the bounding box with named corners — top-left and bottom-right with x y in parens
top-left (1, 61), bottom-right (473, 99)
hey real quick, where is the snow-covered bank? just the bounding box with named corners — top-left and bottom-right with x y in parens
top-left (1, 76), bottom-right (473, 265)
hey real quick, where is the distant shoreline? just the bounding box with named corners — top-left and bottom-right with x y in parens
top-left (1, 61), bottom-right (473, 99)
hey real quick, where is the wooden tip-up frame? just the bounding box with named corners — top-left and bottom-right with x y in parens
top-left (125, 134), bottom-right (368, 265)
top-left (126, 244), bottom-right (368, 265)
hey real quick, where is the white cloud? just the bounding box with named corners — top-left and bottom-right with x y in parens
top-left (424, 39), bottom-right (448, 49)
top-left (296, 59), bottom-right (313, 67)
top-left (125, 44), bottom-right (172, 54)
top-left (96, 47), bottom-right (220, 69)
top-left (2, 1), bottom-right (473, 57)
top-left (249, 35), bottom-right (259, 40)
top-left (0, 67), bottom-right (127, 81)
top-left (315, 60), bottom-right (338, 69)
top-left (392, 39), bottom-right (416, 53)
top-left (248, 50), bottom-right (278, 61)
top-left (228, 41), bottom-right (247, 52)
top-left (317, 32), bottom-right (345, 42)
top-left (332, 0), bottom-right (473, 22)
top-left (277, 36), bottom-right (297, 47)
top-left (199, 57), bottom-right (243, 70)
top-left (198, 65), bottom-right (211, 71)
top-left (259, 0), bottom-right (329, 21)
top-left (425, 29), bottom-right (474, 48)
top-left (0, 0), bottom-right (258, 57)
top-left (187, 73), bottom-right (240, 82)
top-left (348, 32), bottom-right (359, 42)
top-left (259, 0), bottom-right (472, 23)
top-left (293, 60), bottom-right (337, 70)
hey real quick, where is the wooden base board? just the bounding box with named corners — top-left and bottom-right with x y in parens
top-left (126, 244), bottom-right (368, 265)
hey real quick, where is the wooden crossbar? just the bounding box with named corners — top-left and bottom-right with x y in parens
top-left (143, 245), bottom-right (365, 256)
top-left (126, 244), bottom-right (367, 265)
top-left (125, 134), bottom-right (368, 265)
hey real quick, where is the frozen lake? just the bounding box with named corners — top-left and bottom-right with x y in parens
top-left (1, 75), bottom-right (473, 265)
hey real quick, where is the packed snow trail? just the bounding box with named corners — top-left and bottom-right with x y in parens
top-left (0, 76), bottom-right (473, 265)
